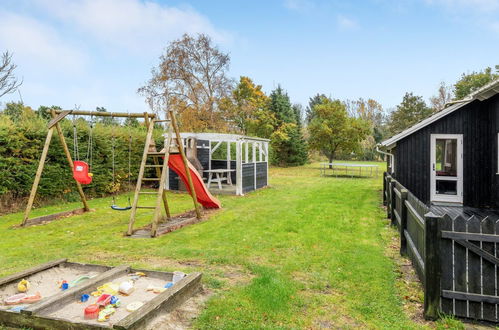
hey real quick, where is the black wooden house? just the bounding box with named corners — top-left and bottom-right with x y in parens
top-left (380, 79), bottom-right (499, 209)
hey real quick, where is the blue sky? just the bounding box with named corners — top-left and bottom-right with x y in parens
top-left (1, 0), bottom-right (498, 114)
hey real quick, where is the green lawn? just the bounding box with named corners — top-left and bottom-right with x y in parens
top-left (0, 162), bottom-right (428, 329)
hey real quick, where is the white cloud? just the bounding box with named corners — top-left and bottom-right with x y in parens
top-left (337, 15), bottom-right (359, 30)
top-left (0, 11), bottom-right (87, 74)
top-left (33, 0), bottom-right (232, 54)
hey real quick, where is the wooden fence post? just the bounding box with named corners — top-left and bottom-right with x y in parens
top-left (399, 189), bottom-right (408, 256)
top-left (424, 213), bottom-right (442, 320)
top-left (386, 176), bottom-right (392, 219)
top-left (390, 180), bottom-right (397, 225)
top-left (383, 172), bottom-right (387, 205)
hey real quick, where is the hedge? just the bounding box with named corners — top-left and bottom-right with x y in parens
top-left (0, 114), bottom-right (164, 208)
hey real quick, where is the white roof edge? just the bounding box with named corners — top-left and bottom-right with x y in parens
top-left (380, 100), bottom-right (472, 147)
top-left (177, 132), bottom-right (270, 142)
top-left (380, 78), bottom-right (499, 147)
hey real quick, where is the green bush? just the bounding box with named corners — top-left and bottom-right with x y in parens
top-left (0, 114), bottom-right (164, 208)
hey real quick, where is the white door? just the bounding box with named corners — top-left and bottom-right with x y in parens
top-left (430, 134), bottom-right (463, 203)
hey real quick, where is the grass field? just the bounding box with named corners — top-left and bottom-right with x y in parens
top-left (0, 162), bottom-right (457, 329)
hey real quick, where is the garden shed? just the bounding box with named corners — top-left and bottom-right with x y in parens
top-left (166, 133), bottom-right (270, 196)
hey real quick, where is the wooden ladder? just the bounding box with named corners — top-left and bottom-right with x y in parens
top-left (127, 118), bottom-right (174, 237)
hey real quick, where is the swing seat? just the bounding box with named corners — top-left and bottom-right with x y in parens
top-left (73, 161), bottom-right (93, 185)
top-left (111, 205), bottom-right (132, 211)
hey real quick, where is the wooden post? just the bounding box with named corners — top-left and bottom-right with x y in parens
top-left (145, 113), bottom-right (171, 220)
top-left (399, 189), bottom-right (408, 256)
top-left (51, 110), bottom-right (90, 212)
top-left (390, 180), bottom-right (397, 226)
top-left (169, 110), bottom-right (201, 220)
top-left (386, 177), bottom-right (392, 219)
top-left (424, 213), bottom-right (442, 320)
top-left (127, 118), bottom-right (155, 236)
top-left (236, 141), bottom-right (243, 195)
top-left (383, 172), bottom-right (387, 206)
top-left (21, 128), bottom-right (55, 226)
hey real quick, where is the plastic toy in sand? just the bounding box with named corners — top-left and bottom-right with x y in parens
top-left (98, 305), bottom-right (116, 322)
top-left (126, 301), bottom-right (144, 312)
top-left (17, 279), bottom-right (30, 293)
top-left (84, 304), bottom-right (100, 319)
top-left (146, 285), bottom-right (166, 294)
top-left (4, 292), bottom-right (41, 305)
top-left (92, 282), bottom-right (119, 296)
top-left (172, 271), bottom-right (186, 283)
top-left (96, 294), bottom-right (112, 307)
top-left (119, 281), bottom-right (134, 295)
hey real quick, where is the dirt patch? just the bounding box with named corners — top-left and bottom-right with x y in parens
top-left (145, 288), bottom-right (213, 330)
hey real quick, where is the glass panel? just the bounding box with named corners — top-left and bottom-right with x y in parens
top-left (435, 138), bottom-right (457, 177)
top-left (436, 180), bottom-right (457, 195)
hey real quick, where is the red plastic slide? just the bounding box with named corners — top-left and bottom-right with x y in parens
top-left (168, 154), bottom-right (221, 209)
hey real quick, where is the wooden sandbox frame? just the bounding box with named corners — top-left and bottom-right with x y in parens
top-left (0, 259), bottom-right (202, 330)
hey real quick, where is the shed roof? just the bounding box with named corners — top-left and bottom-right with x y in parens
top-left (380, 78), bottom-right (499, 148)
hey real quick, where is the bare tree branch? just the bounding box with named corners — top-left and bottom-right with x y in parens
top-left (0, 51), bottom-right (22, 98)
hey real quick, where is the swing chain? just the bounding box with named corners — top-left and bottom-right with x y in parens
top-left (86, 114), bottom-right (94, 169)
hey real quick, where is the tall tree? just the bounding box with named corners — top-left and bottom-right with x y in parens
top-left (308, 98), bottom-right (370, 166)
top-left (430, 82), bottom-right (453, 111)
top-left (268, 86), bottom-right (307, 166)
top-left (0, 51), bottom-right (22, 98)
top-left (305, 93), bottom-right (329, 123)
top-left (454, 66), bottom-right (499, 100)
top-left (219, 76), bottom-right (269, 134)
top-left (139, 33), bottom-right (232, 131)
top-left (387, 92), bottom-right (433, 135)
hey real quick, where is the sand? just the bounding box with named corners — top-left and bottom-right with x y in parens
top-left (43, 273), bottom-right (173, 327)
top-left (0, 265), bottom-right (103, 311)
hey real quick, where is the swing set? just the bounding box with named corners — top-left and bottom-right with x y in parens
top-left (21, 108), bottom-right (217, 233)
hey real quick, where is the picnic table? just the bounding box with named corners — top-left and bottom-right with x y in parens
top-left (205, 169), bottom-right (235, 189)
top-left (320, 162), bottom-right (379, 177)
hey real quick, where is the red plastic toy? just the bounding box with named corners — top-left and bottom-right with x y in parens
top-left (84, 304), bottom-right (99, 319)
top-left (96, 294), bottom-right (112, 307)
top-left (73, 161), bottom-right (93, 185)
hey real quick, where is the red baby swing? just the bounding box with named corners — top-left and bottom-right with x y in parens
top-left (72, 115), bottom-right (93, 185)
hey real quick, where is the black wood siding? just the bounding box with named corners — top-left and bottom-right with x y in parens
top-left (256, 162), bottom-right (267, 189)
top-left (393, 94), bottom-right (499, 208)
top-left (242, 163), bottom-right (255, 193)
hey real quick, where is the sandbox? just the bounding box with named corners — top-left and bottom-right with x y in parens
top-left (0, 259), bottom-right (202, 329)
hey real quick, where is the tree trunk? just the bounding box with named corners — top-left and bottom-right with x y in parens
top-left (328, 154), bottom-right (334, 169)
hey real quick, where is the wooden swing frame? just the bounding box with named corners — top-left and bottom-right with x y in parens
top-left (21, 108), bottom-right (200, 228)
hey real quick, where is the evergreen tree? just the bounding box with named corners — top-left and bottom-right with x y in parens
top-left (305, 93), bottom-right (329, 123)
top-left (268, 86), bottom-right (308, 166)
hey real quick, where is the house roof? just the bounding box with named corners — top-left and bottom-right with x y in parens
top-left (380, 78), bottom-right (499, 148)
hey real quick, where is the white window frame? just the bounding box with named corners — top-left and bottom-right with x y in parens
top-left (430, 134), bottom-right (463, 204)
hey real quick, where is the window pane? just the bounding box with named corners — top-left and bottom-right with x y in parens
top-left (436, 180), bottom-right (457, 195)
top-left (436, 139), bottom-right (457, 177)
